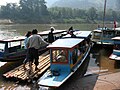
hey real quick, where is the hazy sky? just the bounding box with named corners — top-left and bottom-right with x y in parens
top-left (0, 0), bottom-right (58, 7)
top-left (0, 0), bottom-right (19, 5)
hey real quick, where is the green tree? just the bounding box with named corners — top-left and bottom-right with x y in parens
top-left (87, 7), bottom-right (97, 23)
top-left (19, 0), bottom-right (50, 23)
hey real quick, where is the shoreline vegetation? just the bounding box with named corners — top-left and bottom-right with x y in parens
top-left (0, 0), bottom-right (120, 24)
top-left (0, 19), bottom-right (117, 25)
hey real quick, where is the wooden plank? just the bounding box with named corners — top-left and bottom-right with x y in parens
top-left (3, 51), bottom-right (50, 81)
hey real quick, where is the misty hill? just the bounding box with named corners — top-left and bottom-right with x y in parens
top-left (50, 0), bottom-right (118, 10)
top-left (45, 0), bottom-right (58, 7)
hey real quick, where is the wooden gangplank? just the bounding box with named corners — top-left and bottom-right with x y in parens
top-left (3, 51), bottom-right (50, 82)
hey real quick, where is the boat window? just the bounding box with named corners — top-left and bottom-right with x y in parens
top-left (94, 32), bottom-right (101, 36)
top-left (52, 49), bottom-right (68, 63)
top-left (93, 32), bottom-right (101, 39)
top-left (79, 40), bottom-right (88, 53)
top-left (8, 41), bottom-right (21, 48)
top-left (114, 44), bottom-right (120, 50)
top-left (0, 43), bottom-right (5, 52)
top-left (72, 48), bottom-right (78, 64)
top-left (116, 31), bottom-right (120, 36)
top-left (103, 31), bottom-right (115, 38)
top-left (8, 41), bottom-right (24, 53)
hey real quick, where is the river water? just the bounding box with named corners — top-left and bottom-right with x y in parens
top-left (0, 24), bottom-right (120, 90)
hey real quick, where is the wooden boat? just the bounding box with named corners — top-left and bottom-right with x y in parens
top-left (91, 0), bottom-right (119, 45)
top-left (91, 28), bottom-right (117, 45)
top-left (38, 31), bottom-right (91, 88)
top-left (39, 29), bottom-right (67, 41)
top-left (109, 37), bottom-right (120, 60)
top-left (91, 29), bottom-right (102, 44)
top-left (0, 30), bottom-right (66, 61)
top-left (0, 36), bottom-right (48, 61)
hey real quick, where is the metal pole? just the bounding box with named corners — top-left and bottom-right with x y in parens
top-left (103, 0), bottom-right (107, 28)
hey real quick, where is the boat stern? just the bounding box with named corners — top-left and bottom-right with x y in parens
top-left (38, 69), bottom-right (72, 88)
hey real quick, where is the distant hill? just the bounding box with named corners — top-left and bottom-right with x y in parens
top-left (45, 0), bottom-right (58, 7)
top-left (50, 0), bottom-right (118, 10)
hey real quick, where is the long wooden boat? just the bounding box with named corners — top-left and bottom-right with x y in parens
top-left (38, 30), bottom-right (91, 88)
top-left (39, 29), bottom-right (67, 41)
top-left (0, 29), bottom-right (67, 61)
top-left (91, 27), bottom-right (120, 45)
top-left (109, 37), bottom-right (120, 60)
top-left (0, 36), bottom-right (48, 61)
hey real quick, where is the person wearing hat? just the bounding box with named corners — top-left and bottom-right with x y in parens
top-left (48, 27), bottom-right (55, 43)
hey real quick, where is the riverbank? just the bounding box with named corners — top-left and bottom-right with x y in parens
top-left (0, 19), bottom-right (13, 24)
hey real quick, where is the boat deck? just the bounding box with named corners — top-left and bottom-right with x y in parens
top-left (3, 51), bottom-right (50, 82)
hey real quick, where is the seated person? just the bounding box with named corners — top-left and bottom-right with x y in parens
top-left (56, 51), bottom-right (66, 62)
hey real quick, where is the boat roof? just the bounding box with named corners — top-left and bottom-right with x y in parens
top-left (112, 37), bottom-right (120, 40)
top-left (93, 29), bottom-right (102, 32)
top-left (0, 36), bottom-right (25, 42)
top-left (93, 27), bottom-right (114, 31)
top-left (47, 38), bottom-right (84, 49)
top-left (115, 27), bottom-right (120, 30)
top-left (63, 31), bottom-right (91, 38)
top-left (38, 29), bottom-right (67, 36)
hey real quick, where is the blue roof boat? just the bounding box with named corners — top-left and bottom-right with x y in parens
top-left (38, 30), bottom-right (91, 88)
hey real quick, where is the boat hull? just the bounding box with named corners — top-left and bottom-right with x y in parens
top-left (38, 44), bottom-right (91, 88)
top-left (0, 45), bottom-right (48, 62)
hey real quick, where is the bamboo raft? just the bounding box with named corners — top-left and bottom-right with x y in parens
top-left (3, 51), bottom-right (50, 82)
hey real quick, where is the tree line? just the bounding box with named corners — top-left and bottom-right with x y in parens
top-left (0, 0), bottom-right (120, 24)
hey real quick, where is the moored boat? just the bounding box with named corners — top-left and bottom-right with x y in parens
top-left (38, 30), bottom-right (91, 88)
top-left (91, 29), bottom-right (102, 44)
top-left (0, 29), bottom-right (66, 61)
top-left (0, 36), bottom-right (48, 61)
top-left (39, 29), bottom-right (67, 41)
top-left (91, 27), bottom-right (120, 45)
top-left (109, 37), bottom-right (120, 60)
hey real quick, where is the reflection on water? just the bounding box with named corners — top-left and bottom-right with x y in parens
top-left (88, 44), bottom-right (120, 75)
top-left (0, 30), bottom-right (20, 40)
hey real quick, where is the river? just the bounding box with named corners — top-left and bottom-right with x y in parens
top-left (0, 24), bottom-right (119, 90)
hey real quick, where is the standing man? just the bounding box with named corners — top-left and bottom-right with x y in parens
top-left (48, 27), bottom-right (54, 43)
top-left (27, 29), bottom-right (48, 72)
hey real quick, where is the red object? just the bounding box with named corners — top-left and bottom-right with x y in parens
top-left (114, 20), bottom-right (117, 29)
